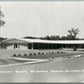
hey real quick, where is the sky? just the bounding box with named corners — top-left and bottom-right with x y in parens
top-left (0, 1), bottom-right (84, 38)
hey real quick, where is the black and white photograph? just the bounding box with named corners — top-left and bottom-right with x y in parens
top-left (0, 1), bottom-right (84, 83)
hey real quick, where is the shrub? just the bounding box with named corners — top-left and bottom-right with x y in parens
top-left (24, 54), bottom-right (27, 56)
top-left (38, 52), bottom-right (41, 55)
top-left (52, 52), bottom-right (54, 54)
top-left (13, 54), bottom-right (17, 57)
top-left (33, 53), bottom-right (36, 55)
top-left (18, 54), bottom-right (21, 56)
top-left (57, 51), bottom-right (59, 53)
top-left (42, 52), bottom-right (44, 55)
top-left (29, 53), bottom-right (32, 55)
top-left (49, 52), bottom-right (51, 54)
top-left (73, 47), bottom-right (77, 51)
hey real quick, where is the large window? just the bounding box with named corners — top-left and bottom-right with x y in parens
top-left (28, 43), bottom-right (32, 49)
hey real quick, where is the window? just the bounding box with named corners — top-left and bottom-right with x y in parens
top-left (14, 44), bottom-right (18, 49)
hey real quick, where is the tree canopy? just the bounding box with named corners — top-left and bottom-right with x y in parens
top-left (67, 28), bottom-right (80, 40)
top-left (0, 7), bottom-right (5, 27)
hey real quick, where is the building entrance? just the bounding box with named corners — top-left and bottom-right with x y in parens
top-left (14, 44), bottom-right (20, 49)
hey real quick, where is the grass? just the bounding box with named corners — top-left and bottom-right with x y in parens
top-left (0, 49), bottom-right (84, 59)
top-left (0, 49), bottom-right (82, 66)
top-left (0, 49), bottom-right (84, 82)
top-left (10, 50), bottom-right (84, 59)
top-left (1, 54), bottom-right (84, 82)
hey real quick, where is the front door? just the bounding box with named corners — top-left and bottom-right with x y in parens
top-left (14, 44), bottom-right (19, 49)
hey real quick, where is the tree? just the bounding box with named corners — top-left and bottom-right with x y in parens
top-left (61, 36), bottom-right (67, 40)
top-left (68, 28), bottom-right (80, 40)
top-left (0, 7), bottom-right (5, 27)
top-left (24, 36), bottom-right (37, 39)
top-left (48, 35), bottom-right (60, 40)
top-left (68, 28), bottom-right (80, 51)
top-left (44, 35), bottom-right (50, 40)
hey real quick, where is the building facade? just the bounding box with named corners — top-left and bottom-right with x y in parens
top-left (1, 38), bottom-right (84, 50)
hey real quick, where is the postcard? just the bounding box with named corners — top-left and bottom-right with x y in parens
top-left (0, 0), bottom-right (84, 83)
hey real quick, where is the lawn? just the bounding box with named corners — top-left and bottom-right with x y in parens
top-left (0, 49), bottom-right (84, 82)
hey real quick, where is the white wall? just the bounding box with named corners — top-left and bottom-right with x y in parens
top-left (7, 44), bottom-right (28, 50)
top-left (20, 45), bottom-right (28, 50)
top-left (7, 45), bottom-right (14, 49)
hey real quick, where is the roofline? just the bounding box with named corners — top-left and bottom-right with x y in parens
top-left (1, 38), bottom-right (84, 44)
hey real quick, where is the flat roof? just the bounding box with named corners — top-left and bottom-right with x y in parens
top-left (1, 38), bottom-right (84, 44)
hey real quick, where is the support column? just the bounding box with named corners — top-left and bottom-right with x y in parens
top-left (18, 43), bottom-right (20, 49)
top-left (27, 43), bottom-right (29, 49)
top-left (13, 43), bottom-right (15, 49)
top-left (32, 43), bottom-right (33, 49)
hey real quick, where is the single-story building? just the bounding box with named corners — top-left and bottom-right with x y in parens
top-left (1, 38), bottom-right (84, 49)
